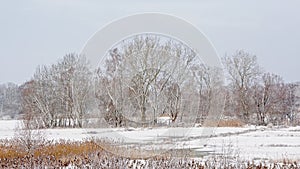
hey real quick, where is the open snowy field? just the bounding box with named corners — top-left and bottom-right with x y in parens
top-left (1, 120), bottom-right (300, 161)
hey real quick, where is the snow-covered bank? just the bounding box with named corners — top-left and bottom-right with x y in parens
top-left (0, 120), bottom-right (299, 161)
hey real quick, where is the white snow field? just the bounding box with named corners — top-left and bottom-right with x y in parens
top-left (1, 120), bottom-right (300, 161)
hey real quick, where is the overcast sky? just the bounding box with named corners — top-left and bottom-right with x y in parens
top-left (0, 0), bottom-right (299, 84)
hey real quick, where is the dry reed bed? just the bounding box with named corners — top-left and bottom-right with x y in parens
top-left (0, 139), bottom-right (299, 168)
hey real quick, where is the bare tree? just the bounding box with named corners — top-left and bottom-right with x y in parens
top-left (20, 66), bottom-right (58, 128)
top-left (285, 83), bottom-right (300, 125)
top-left (54, 54), bottom-right (93, 127)
top-left (95, 67), bottom-right (125, 127)
top-left (191, 64), bottom-right (223, 121)
top-left (222, 50), bottom-right (261, 122)
top-left (161, 83), bottom-right (181, 122)
top-left (252, 73), bottom-right (287, 125)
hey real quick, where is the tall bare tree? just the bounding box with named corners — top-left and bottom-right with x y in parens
top-left (54, 54), bottom-right (93, 127)
top-left (223, 50), bottom-right (261, 121)
top-left (282, 83), bottom-right (299, 125)
top-left (191, 64), bottom-right (223, 120)
top-left (252, 73), bottom-right (287, 125)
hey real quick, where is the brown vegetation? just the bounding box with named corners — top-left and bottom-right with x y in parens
top-left (0, 139), bottom-right (299, 168)
top-left (0, 140), bottom-right (103, 168)
top-left (217, 119), bottom-right (245, 127)
top-left (203, 119), bottom-right (245, 127)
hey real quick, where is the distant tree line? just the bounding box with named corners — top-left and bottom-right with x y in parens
top-left (222, 51), bottom-right (299, 125)
top-left (0, 83), bottom-right (21, 119)
top-left (1, 35), bottom-right (299, 127)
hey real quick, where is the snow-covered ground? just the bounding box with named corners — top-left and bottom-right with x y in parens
top-left (1, 120), bottom-right (299, 161)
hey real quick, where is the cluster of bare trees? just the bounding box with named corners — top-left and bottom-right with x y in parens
top-left (0, 83), bottom-right (21, 119)
top-left (17, 35), bottom-right (299, 128)
top-left (223, 50), bottom-right (299, 125)
top-left (94, 36), bottom-right (208, 127)
top-left (21, 54), bottom-right (93, 128)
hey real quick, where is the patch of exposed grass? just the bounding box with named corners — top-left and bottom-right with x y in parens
top-left (203, 119), bottom-right (245, 127)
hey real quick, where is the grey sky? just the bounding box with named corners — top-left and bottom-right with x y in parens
top-left (0, 0), bottom-right (299, 84)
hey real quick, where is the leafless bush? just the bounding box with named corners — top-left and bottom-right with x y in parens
top-left (13, 119), bottom-right (47, 154)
